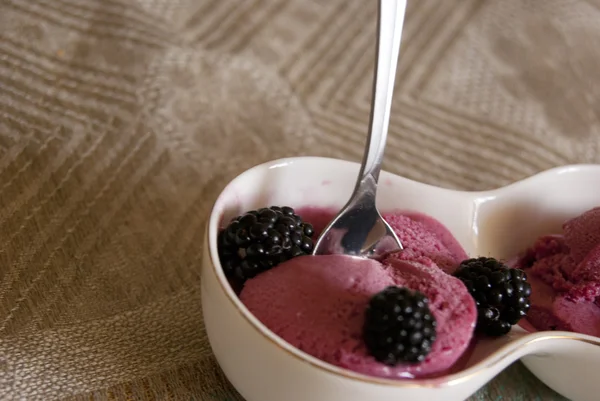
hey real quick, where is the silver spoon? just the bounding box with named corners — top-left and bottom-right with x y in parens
top-left (313, 0), bottom-right (406, 258)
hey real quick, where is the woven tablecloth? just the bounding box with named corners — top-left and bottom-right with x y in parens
top-left (2, 0), bottom-right (599, 399)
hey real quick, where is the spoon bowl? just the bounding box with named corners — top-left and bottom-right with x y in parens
top-left (312, 174), bottom-right (403, 257)
top-left (203, 156), bottom-right (600, 401)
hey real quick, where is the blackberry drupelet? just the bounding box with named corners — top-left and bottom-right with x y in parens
top-left (454, 257), bottom-right (531, 337)
top-left (363, 286), bottom-right (437, 365)
top-left (218, 206), bottom-right (315, 283)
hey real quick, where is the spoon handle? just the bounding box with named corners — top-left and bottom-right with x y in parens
top-left (357, 0), bottom-right (406, 187)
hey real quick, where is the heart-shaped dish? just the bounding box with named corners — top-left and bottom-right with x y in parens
top-left (202, 157), bottom-right (600, 401)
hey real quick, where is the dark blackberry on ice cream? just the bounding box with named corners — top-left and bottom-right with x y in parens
top-left (454, 257), bottom-right (531, 337)
top-left (363, 286), bottom-right (437, 365)
top-left (218, 206), bottom-right (314, 283)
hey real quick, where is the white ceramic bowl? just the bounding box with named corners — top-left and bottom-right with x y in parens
top-left (202, 157), bottom-right (600, 401)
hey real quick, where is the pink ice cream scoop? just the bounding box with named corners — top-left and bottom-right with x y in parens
top-left (383, 212), bottom-right (469, 275)
top-left (512, 207), bottom-right (600, 337)
top-left (298, 208), bottom-right (468, 275)
top-left (239, 210), bottom-right (476, 379)
top-left (241, 254), bottom-right (476, 379)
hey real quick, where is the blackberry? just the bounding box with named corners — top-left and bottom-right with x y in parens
top-left (218, 206), bottom-right (315, 283)
top-left (363, 286), bottom-right (437, 365)
top-left (454, 257), bottom-right (531, 337)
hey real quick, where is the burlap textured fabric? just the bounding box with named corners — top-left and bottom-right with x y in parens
top-left (1, 0), bottom-right (598, 399)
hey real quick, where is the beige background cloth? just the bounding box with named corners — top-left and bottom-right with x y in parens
top-left (1, 0), bottom-right (598, 399)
